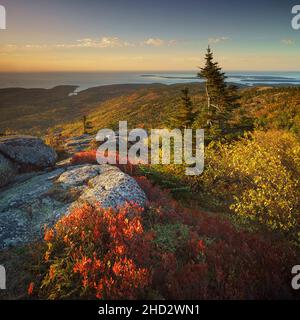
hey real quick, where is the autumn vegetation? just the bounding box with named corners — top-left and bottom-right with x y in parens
top-left (30, 175), bottom-right (298, 299)
top-left (2, 48), bottom-right (300, 300)
top-left (30, 49), bottom-right (300, 299)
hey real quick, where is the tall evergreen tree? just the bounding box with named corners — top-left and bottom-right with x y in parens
top-left (172, 87), bottom-right (196, 129)
top-left (198, 46), bottom-right (240, 136)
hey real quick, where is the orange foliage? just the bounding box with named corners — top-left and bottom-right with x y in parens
top-left (42, 203), bottom-right (150, 299)
top-left (39, 176), bottom-right (298, 300)
top-left (27, 282), bottom-right (34, 296)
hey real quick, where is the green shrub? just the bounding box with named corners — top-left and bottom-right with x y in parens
top-left (153, 223), bottom-right (189, 253)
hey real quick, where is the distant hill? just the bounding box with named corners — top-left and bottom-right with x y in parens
top-left (0, 83), bottom-right (164, 134)
top-left (1, 82), bottom-right (300, 136)
top-left (58, 83), bottom-right (206, 135)
top-left (58, 84), bottom-right (300, 137)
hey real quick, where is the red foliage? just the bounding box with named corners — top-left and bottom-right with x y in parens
top-left (40, 174), bottom-right (298, 300)
top-left (71, 150), bottom-right (97, 165)
top-left (42, 203), bottom-right (150, 299)
top-left (165, 263), bottom-right (209, 299)
top-left (134, 176), bottom-right (173, 205)
top-left (27, 282), bottom-right (34, 296)
top-left (134, 177), bottom-right (298, 299)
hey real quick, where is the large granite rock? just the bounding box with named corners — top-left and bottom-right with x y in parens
top-left (78, 165), bottom-right (146, 208)
top-left (57, 164), bottom-right (101, 188)
top-left (0, 164), bottom-right (146, 249)
top-left (0, 153), bottom-right (17, 188)
top-left (0, 135), bottom-right (57, 169)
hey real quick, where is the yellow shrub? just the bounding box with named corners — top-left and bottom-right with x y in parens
top-left (203, 130), bottom-right (300, 233)
top-left (151, 130), bottom-right (300, 236)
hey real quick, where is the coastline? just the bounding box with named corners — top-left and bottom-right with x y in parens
top-left (1, 71), bottom-right (300, 92)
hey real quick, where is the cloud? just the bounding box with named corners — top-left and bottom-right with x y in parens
top-left (0, 44), bottom-right (18, 51)
top-left (208, 37), bottom-right (231, 44)
top-left (143, 38), bottom-right (165, 47)
top-left (24, 44), bottom-right (48, 49)
top-left (168, 39), bottom-right (177, 46)
top-left (75, 37), bottom-right (128, 48)
top-left (1, 37), bottom-right (130, 51)
top-left (20, 37), bottom-right (133, 50)
top-left (281, 39), bottom-right (295, 45)
top-left (0, 36), bottom-right (177, 53)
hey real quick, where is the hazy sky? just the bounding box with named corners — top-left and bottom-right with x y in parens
top-left (0, 0), bottom-right (299, 71)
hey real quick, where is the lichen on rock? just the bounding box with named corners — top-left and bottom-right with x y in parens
top-left (0, 135), bottom-right (57, 169)
top-left (0, 164), bottom-right (147, 249)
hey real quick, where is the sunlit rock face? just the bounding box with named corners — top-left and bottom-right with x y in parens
top-left (0, 164), bottom-right (146, 249)
top-left (0, 135), bottom-right (57, 169)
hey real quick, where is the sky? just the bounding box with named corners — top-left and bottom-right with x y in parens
top-left (0, 0), bottom-right (299, 71)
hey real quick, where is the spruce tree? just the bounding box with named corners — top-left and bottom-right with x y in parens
top-left (172, 87), bottom-right (196, 129)
top-left (198, 46), bottom-right (240, 136)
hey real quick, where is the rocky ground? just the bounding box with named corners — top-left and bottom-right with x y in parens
top-left (0, 135), bottom-right (146, 249)
top-left (64, 134), bottom-right (96, 153)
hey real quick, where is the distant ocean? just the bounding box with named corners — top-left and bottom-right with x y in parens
top-left (0, 71), bottom-right (300, 92)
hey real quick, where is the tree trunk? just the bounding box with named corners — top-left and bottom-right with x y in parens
top-left (205, 82), bottom-right (213, 127)
top-left (205, 82), bottom-right (211, 111)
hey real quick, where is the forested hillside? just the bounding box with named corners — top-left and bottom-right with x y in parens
top-left (58, 84), bottom-right (300, 137)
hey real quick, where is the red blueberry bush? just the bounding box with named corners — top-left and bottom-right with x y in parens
top-left (71, 150), bottom-right (139, 175)
top-left (41, 203), bottom-right (150, 299)
top-left (37, 175), bottom-right (299, 300)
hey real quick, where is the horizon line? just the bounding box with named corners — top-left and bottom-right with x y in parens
top-left (1, 70), bottom-right (300, 73)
